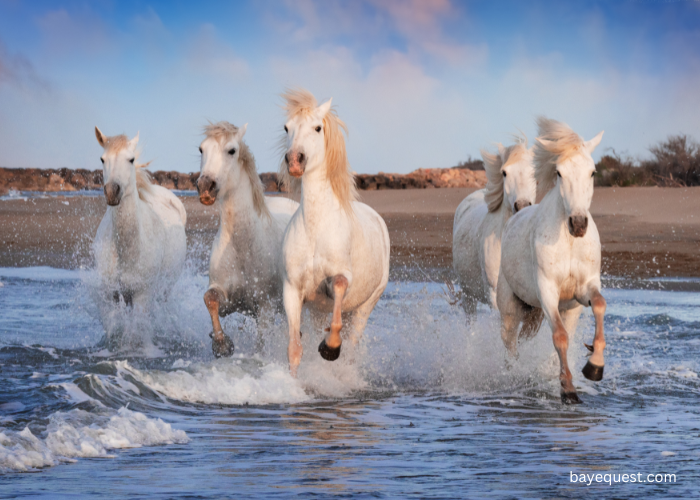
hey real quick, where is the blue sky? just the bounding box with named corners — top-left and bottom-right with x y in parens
top-left (1, 0), bottom-right (699, 174)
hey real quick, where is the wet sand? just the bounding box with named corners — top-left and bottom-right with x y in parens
top-left (0, 187), bottom-right (698, 278)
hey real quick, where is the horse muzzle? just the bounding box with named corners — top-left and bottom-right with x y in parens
top-left (514, 200), bottom-right (532, 213)
top-left (197, 175), bottom-right (219, 206)
top-left (285, 151), bottom-right (306, 178)
top-left (104, 182), bottom-right (122, 206)
top-left (568, 215), bottom-right (588, 238)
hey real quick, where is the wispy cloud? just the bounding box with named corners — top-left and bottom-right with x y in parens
top-left (0, 41), bottom-right (50, 92)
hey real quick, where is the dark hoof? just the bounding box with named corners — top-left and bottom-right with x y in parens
top-left (582, 361), bottom-right (604, 381)
top-left (318, 340), bottom-right (341, 361)
top-left (210, 331), bottom-right (234, 358)
top-left (561, 392), bottom-right (583, 405)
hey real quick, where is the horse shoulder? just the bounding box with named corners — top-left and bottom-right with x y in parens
top-left (143, 185), bottom-right (187, 227)
top-left (266, 195), bottom-right (299, 217)
top-left (500, 208), bottom-right (539, 301)
top-left (454, 189), bottom-right (486, 229)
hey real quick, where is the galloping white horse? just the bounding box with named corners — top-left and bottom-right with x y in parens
top-left (497, 117), bottom-right (606, 404)
top-left (93, 127), bottom-right (187, 309)
top-left (452, 138), bottom-right (536, 313)
top-left (279, 89), bottom-right (390, 376)
top-left (196, 122), bottom-right (298, 358)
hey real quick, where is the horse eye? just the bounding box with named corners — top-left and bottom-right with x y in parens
top-left (556, 171), bottom-right (561, 177)
top-left (284, 125), bottom-right (288, 133)
top-left (228, 148), bottom-right (236, 155)
top-left (129, 158), bottom-right (135, 164)
top-left (100, 158), bottom-right (105, 164)
top-left (315, 126), bottom-right (322, 133)
top-left (199, 147), bottom-right (203, 154)
top-left (591, 171), bottom-right (596, 178)
top-left (502, 171), bottom-right (506, 178)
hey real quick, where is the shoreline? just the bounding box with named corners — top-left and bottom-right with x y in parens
top-left (1, 187), bottom-right (698, 281)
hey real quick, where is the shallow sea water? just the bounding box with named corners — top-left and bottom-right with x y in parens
top-left (1, 266), bottom-right (699, 498)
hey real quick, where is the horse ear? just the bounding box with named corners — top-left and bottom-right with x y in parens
top-left (128, 132), bottom-right (140, 150)
top-left (585, 131), bottom-right (604, 153)
top-left (497, 143), bottom-right (506, 159)
top-left (316, 98), bottom-right (332, 118)
top-left (95, 127), bottom-right (107, 148)
top-left (238, 123), bottom-right (248, 139)
top-left (536, 137), bottom-right (554, 150)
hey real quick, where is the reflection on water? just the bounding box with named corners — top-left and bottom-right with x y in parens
top-left (0, 267), bottom-right (699, 498)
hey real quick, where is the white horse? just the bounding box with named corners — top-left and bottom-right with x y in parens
top-left (279, 89), bottom-right (390, 376)
top-left (497, 117), bottom-right (606, 404)
top-left (93, 127), bottom-right (187, 310)
top-left (452, 138), bottom-right (536, 314)
top-left (196, 122), bottom-right (299, 358)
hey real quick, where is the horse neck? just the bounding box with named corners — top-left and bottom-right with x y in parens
top-left (496, 197), bottom-right (514, 225)
top-left (540, 187), bottom-right (567, 225)
top-left (217, 172), bottom-right (264, 238)
top-left (299, 162), bottom-right (343, 229)
top-left (109, 179), bottom-right (144, 257)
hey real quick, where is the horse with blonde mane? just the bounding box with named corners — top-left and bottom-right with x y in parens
top-left (93, 127), bottom-right (187, 312)
top-left (497, 117), bottom-right (606, 404)
top-left (196, 121), bottom-right (299, 358)
top-left (279, 88), bottom-right (390, 376)
top-left (452, 137), bottom-right (536, 314)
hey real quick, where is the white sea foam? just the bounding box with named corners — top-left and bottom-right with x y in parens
top-left (0, 407), bottom-right (188, 472)
top-left (119, 359), bottom-right (310, 405)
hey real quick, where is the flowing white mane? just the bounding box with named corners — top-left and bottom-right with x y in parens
top-left (204, 121), bottom-right (270, 219)
top-left (279, 88), bottom-right (358, 212)
top-left (482, 136), bottom-right (529, 212)
top-left (534, 117), bottom-right (587, 196)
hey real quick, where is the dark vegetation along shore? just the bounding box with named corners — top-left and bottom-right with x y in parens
top-left (0, 165), bottom-right (488, 196)
top-left (1, 134), bottom-right (698, 196)
top-left (595, 135), bottom-right (700, 187)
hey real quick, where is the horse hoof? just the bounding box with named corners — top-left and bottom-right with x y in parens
top-left (582, 361), bottom-right (604, 381)
top-left (318, 340), bottom-right (341, 361)
top-left (561, 392), bottom-right (583, 405)
top-left (210, 332), bottom-right (235, 358)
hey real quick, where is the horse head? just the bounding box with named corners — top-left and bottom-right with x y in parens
top-left (95, 127), bottom-right (139, 206)
top-left (197, 122), bottom-right (248, 206)
top-left (501, 143), bottom-right (536, 214)
top-left (282, 97), bottom-right (332, 179)
top-left (535, 118), bottom-right (603, 238)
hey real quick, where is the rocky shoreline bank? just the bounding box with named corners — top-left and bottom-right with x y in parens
top-left (0, 166), bottom-right (486, 195)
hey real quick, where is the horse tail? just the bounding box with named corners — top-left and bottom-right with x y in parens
top-left (517, 300), bottom-right (545, 341)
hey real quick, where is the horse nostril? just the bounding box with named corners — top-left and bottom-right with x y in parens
top-left (285, 153), bottom-right (290, 165)
top-left (209, 180), bottom-right (217, 192)
top-left (298, 152), bottom-right (305, 164)
top-left (514, 201), bottom-right (531, 213)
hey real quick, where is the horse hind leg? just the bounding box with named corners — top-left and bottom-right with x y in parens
top-left (318, 275), bottom-right (348, 362)
top-left (496, 275), bottom-right (522, 358)
top-left (204, 287), bottom-right (234, 358)
top-left (581, 290), bottom-right (606, 382)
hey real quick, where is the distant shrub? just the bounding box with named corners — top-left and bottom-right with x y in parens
top-left (595, 135), bottom-right (700, 187)
top-left (453, 156), bottom-right (484, 171)
top-left (645, 135), bottom-right (700, 187)
top-left (595, 152), bottom-right (653, 187)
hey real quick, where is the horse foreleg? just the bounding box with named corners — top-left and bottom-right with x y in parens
top-left (284, 283), bottom-right (304, 377)
top-left (204, 287), bottom-right (234, 358)
top-left (318, 275), bottom-right (348, 362)
top-left (581, 289), bottom-right (606, 382)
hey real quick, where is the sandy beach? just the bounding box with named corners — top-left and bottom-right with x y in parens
top-left (1, 186), bottom-right (698, 278)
